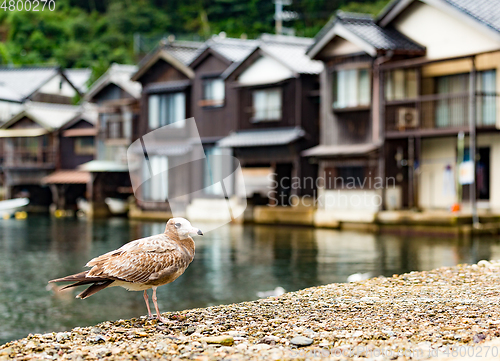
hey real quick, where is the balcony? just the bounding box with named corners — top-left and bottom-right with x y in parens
top-left (385, 93), bottom-right (498, 137)
top-left (3, 149), bottom-right (56, 169)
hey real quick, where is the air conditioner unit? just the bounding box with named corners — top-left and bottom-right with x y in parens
top-left (397, 107), bottom-right (418, 129)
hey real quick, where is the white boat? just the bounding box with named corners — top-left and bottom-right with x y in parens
top-left (76, 198), bottom-right (91, 214)
top-left (105, 198), bottom-right (129, 215)
top-left (0, 198), bottom-right (29, 217)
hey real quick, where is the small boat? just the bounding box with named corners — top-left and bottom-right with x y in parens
top-left (0, 198), bottom-right (29, 218)
top-left (76, 198), bottom-right (91, 215)
top-left (105, 198), bottom-right (129, 215)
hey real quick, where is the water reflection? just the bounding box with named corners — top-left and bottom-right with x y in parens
top-left (0, 217), bottom-right (499, 344)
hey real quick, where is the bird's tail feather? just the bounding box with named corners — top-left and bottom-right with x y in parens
top-left (49, 271), bottom-right (91, 283)
top-left (49, 271), bottom-right (114, 299)
top-left (76, 280), bottom-right (114, 299)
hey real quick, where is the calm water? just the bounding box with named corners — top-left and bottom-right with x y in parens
top-left (1, 216), bottom-right (500, 344)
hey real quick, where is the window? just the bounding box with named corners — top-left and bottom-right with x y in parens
top-left (324, 166), bottom-right (365, 189)
top-left (74, 137), bottom-right (95, 155)
top-left (106, 119), bottom-right (123, 139)
top-left (252, 88), bottom-right (282, 121)
top-left (148, 92), bottom-right (186, 129)
top-left (203, 147), bottom-right (225, 196)
top-left (201, 78), bottom-right (225, 107)
top-left (478, 70), bottom-right (496, 126)
top-left (385, 69), bottom-right (417, 101)
top-left (434, 70), bottom-right (496, 127)
top-left (333, 68), bottom-right (370, 109)
top-left (435, 73), bottom-right (469, 128)
top-left (142, 155), bottom-right (169, 201)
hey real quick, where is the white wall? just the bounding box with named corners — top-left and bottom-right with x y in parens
top-left (326, 36), bottom-right (365, 56)
top-left (394, 1), bottom-right (500, 60)
top-left (238, 56), bottom-right (293, 86)
top-left (0, 101), bottom-right (23, 123)
top-left (418, 134), bottom-right (500, 211)
top-left (418, 137), bottom-right (456, 209)
top-left (38, 74), bottom-right (78, 97)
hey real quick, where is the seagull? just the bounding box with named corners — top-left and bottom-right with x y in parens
top-left (49, 217), bottom-right (202, 323)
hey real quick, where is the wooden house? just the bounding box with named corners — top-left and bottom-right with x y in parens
top-left (305, 0), bottom-right (500, 223)
top-left (129, 39), bottom-right (205, 218)
top-left (220, 34), bottom-right (323, 206)
top-left (0, 67), bottom-right (91, 124)
top-left (129, 34), bottom-right (322, 220)
top-left (81, 63), bottom-right (142, 217)
top-left (0, 102), bottom-right (96, 210)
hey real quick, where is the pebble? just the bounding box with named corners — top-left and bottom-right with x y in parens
top-left (290, 336), bottom-right (313, 347)
top-left (199, 335), bottom-right (234, 346)
top-left (1, 260), bottom-right (500, 360)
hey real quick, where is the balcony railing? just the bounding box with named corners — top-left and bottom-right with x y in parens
top-left (385, 93), bottom-right (498, 133)
top-left (3, 149), bottom-right (56, 168)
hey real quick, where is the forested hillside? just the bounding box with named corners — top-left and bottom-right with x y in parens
top-left (0, 0), bottom-right (390, 81)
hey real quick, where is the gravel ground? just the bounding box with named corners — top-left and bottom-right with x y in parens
top-left (1, 260), bottom-right (500, 360)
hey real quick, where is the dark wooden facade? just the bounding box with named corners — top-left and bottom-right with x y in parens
top-left (59, 119), bottom-right (95, 170)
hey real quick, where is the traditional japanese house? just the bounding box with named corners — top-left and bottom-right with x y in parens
top-left (221, 34), bottom-right (323, 207)
top-left (0, 102), bottom-right (96, 210)
top-left (0, 66), bottom-right (91, 124)
top-left (81, 63), bottom-right (142, 217)
top-left (306, 0), bottom-right (500, 225)
top-left (129, 39), bottom-right (205, 218)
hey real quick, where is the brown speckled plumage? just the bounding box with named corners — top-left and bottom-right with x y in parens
top-left (49, 218), bottom-right (202, 322)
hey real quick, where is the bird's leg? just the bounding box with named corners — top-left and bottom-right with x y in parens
top-left (152, 287), bottom-right (168, 323)
top-left (143, 290), bottom-right (153, 319)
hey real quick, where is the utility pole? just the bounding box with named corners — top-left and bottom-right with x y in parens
top-left (274, 0), bottom-right (297, 35)
top-left (469, 56), bottom-right (479, 228)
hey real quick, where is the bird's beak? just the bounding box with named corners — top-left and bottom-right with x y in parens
top-left (190, 227), bottom-right (203, 236)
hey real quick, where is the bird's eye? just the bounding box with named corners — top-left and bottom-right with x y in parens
top-left (175, 223), bottom-right (181, 228)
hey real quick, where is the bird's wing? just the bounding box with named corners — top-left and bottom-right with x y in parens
top-left (85, 235), bottom-right (186, 284)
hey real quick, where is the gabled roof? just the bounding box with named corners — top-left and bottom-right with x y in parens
top-left (131, 40), bottom-right (204, 82)
top-left (0, 66), bottom-right (88, 102)
top-left (193, 35), bottom-right (259, 65)
top-left (307, 11), bottom-right (425, 59)
top-left (0, 66), bottom-right (59, 102)
top-left (222, 34), bottom-right (323, 79)
top-left (259, 34), bottom-right (323, 74)
top-left (377, 0), bottom-right (500, 36)
top-left (63, 68), bottom-right (92, 94)
top-left (1, 102), bottom-right (94, 131)
top-left (85, 63), bottom-right (142, 101)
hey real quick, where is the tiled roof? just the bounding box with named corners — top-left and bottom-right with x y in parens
top-left (78, 160), bottom-right (129, 172)
top-left (2, 101), bottom-right (96, 131)
top-left (260, 42), bottom-right (324, 74)
top-left (217, 127), bottom-right (305, 147)
top-left (133, 40), bottom-right (203, 81)
top-left (308, 11), bottom-right (425, 56)
top-left (219, 34), bottom-right (324, 78)
top-left (199, 36), bottom-right (259, 63)
top-left (302, 142), bottom-right (380, 157)
top-left (63, 68), bottom-right (92, 93)
top-left (0, 66), bottom-right (91, 102)
top-left (42, 170), bottom-right (91, 185)
top-left (339, 12), bottom-right (424, 51)
top-left (162, 41), bottom-right (205, 65)
top-left (0, 66), bottom-right (58, 101)
top-left (86, 63), bottom-right (142, 100)
top-left (444, 0), bottom-right (500, 33)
